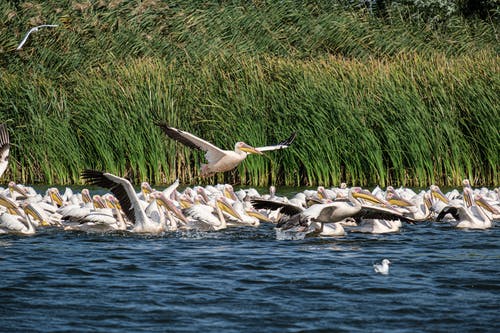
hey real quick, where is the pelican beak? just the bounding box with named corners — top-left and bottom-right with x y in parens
top-left (0, 194), bottom-right (18, 211)
top-left (81, 189), bottom-right (92, 204)
top-left (430, 186), bottom-right (449, 204)
top-left (475, 196), bottom-right (500, 214)
top-left (245, 207), bottom-right (272, 222)
top-left (424, 194), bottom-right (433, 209)
top-left (352, 190), bottom-right (384, 205)
top-left (223, 185), bottom-right (238, 201)
top-left (463, 189), bottom-right (473, 208)
top-left (23, 204), bottom-right (48, 226)
top-left (49, 188), bottom-right (64, 207)
top-left (179, 195), bottom-right (193, 209)
top-left (156, 194), bottom-right (189, 223)
top-left (92, 195), bottom-right (107, 209)
top-left (387, 194), bottom-right (414, 207)
top-left (239, 143), bottom-right (263, 155)
top-left (217, 197), bottom-right (242, 221)
top-left (9, 182), bottom-right (28, 196)
top-left (141, 182), bottom-right (154, 201)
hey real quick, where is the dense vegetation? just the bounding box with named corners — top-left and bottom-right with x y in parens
top-left (0, 1), bottom-right (498, 187)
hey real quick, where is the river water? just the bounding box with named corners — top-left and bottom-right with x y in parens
top-left (1, 189), bottom-right (499, 332)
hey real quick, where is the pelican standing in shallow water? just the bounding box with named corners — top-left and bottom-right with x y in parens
top-left (0, 124), bottom-right (9, 179)
top-left (156, 124), bottom-right (296, 176)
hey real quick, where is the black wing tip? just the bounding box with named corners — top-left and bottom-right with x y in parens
top-left (80, 169), bottom-right (107, 185)
top-left (278, 132), bottom-right (297, 146)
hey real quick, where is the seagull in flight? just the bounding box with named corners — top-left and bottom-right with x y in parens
top-left (16, 24), bottom-right (58, 50)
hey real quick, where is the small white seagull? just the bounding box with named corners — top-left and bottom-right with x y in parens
top-left (16, 24), bottom-right (58, 51)
top-left (373, 259), bottom-right (391, 275)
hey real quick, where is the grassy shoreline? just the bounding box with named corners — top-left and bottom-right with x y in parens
top-left (1, 1), bottom-right (498, 187)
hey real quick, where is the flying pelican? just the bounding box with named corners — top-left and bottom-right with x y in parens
top-left (251, 187), bottom-right (414, 235)
top-left (156, 123), bottom-right (296, 176)
top-left (16, 24), bottom-right (58, 50)
top-left (81, 170), bottom-right (166, 234)
top-left (0, 124), bottom-right (9, 179)
top-left (373, 259), bottom-right (391, 275)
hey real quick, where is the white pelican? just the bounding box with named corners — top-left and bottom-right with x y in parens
top-left (16, 24), bottom-right (58, 50)
top-left (373, 259), bottom-right (391, 275)
top-left (81, 170), bottom-right (166, 234)
top-left (156, 124), bottom-right (296, 176)
top-left (181, 197), bottom-right (231, 231)
top-left (0, 124), bottom-right (9, 179)
top-left (251, 187), bottom-right (414, 234)
top-left (436, 187), bottom-right (493, 229)
top-left (0, 194), bottom-right (36, 235)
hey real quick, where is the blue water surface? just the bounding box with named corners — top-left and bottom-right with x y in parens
top-left (1, 219), bottom-right (499, 332)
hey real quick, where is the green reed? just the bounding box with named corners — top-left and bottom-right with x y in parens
top-left (0, 1), bottom-right (498, 186)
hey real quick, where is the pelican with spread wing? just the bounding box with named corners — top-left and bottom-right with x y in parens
top-left (156, 123), bottom-right (296, 176)
top-left (0, 124), bottom-right (9, 179)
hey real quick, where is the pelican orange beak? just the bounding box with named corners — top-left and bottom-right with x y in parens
top-left (352, 188), bottom-right (384, 205)
top-left (463, 190), bottom-right (473, 208)
top-left (141, 182), bottom-right (154, 201)
top-left (48, 188), bottom-right (64, 207)
top-left (223, 185), bottom-right (238, 201)
top-left (23, 204), bottom-right (49, 226)
top-left (475, 195), bottom-right (500, 214)
top-left (179, 194), bottom-right (193, 209)
top-left (9, 182), bottom-right (28, 196)
top-left (217, 197), bottom-right (242, 221)
top-left (0, 193), bottom-right (18, 210)
top-left (245, 207), bottom-right (272, 222)
top-left (155, 193), bottom-right (189, 223)
top-left (239, 143), bottom-right (263, 155)
top-left (386, 193), bottom-right (414, 207)
top-left (423, 193), bottom-right (433, 209)
top-left (430, 185), bottom-right (449, 204)
top-left (92, 195), bottom-right (107, 209)
top-left (81, 189), bottom-right (92, 205)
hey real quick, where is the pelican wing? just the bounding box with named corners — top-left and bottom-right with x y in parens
top-left (354, 205), bottom-right (415, 223)
top-left (156, 123), bottom-right (226, 162)
top-left (250, 198), bottom-right (304, 215)
top-left (256, 132), bottom-right (297, 152)
top-left (81, 170), bottom-right (147, 224)
top-left (0, 124), bottom-right (10, 178)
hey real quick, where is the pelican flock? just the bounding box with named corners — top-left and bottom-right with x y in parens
top-left (0, 122), bottom-right (498, 237)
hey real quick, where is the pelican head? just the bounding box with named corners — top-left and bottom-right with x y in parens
top-left (217, 196), bottom-right (243, 221)
top-left (235, 142), bottom-right (263, 155)
top-left (48, 188), bottom-right (64, 207)
top-left (430, 185), bottom-right (449, 204)
top-left (92, 195), bottom-right (107, 209)
top-left (81, 189), bottom-right (92, 204)
top-left (351, 187), bottom-right (384, 205)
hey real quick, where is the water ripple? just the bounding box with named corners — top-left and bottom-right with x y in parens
top-left (1, 223), bottom-right (499, 333)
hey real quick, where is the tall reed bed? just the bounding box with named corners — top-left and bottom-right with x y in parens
top-left (0, 1), bottom-right (498, 186)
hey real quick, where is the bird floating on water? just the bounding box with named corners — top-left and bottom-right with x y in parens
top-left (156, 123), bottom-right (296, 176)
top-left (373, 259), bottom-right (391, 275)
top-left (16, 24), bottom-right (59, 50)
